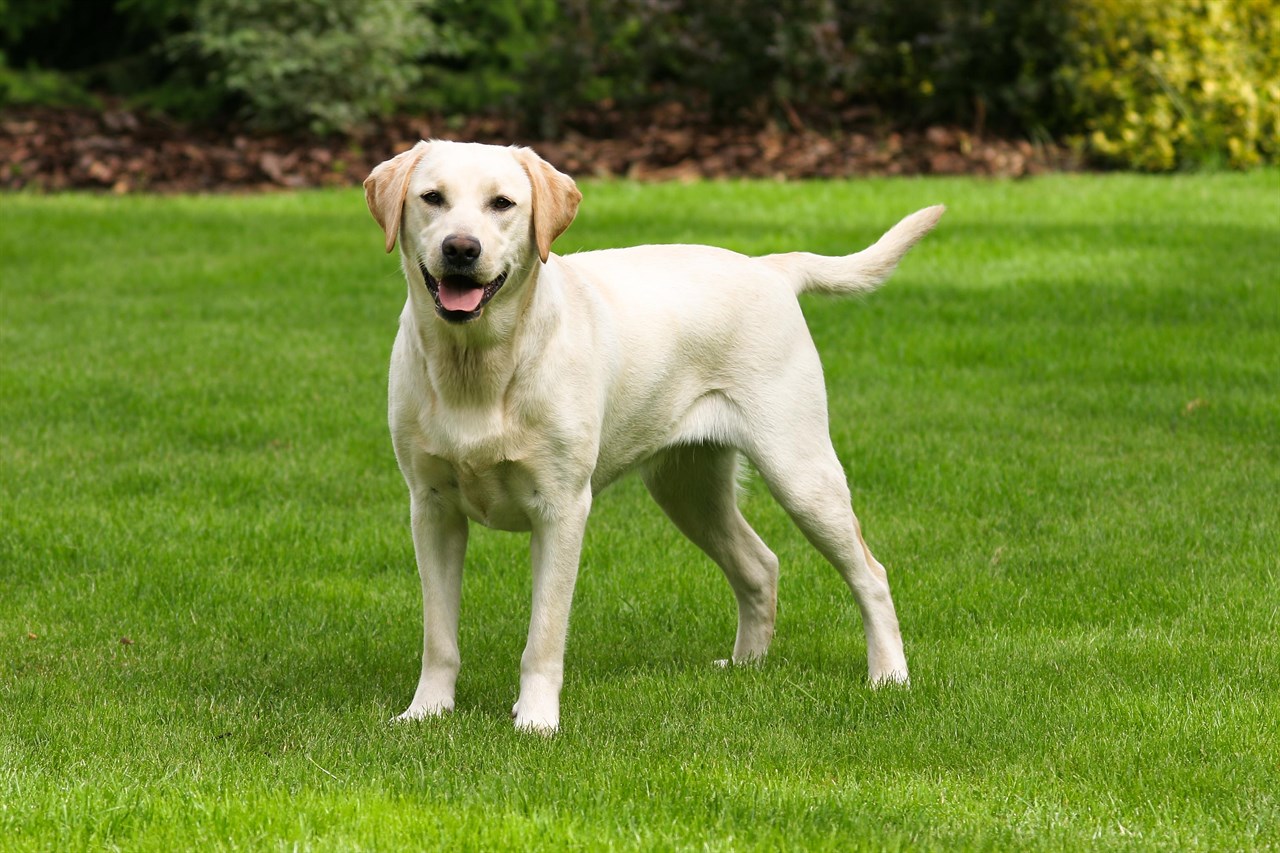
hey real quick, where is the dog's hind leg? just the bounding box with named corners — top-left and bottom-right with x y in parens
top-left (742, 404), bottom-right (909, 685)
top-left (642, 444), bottom-right (779, 663)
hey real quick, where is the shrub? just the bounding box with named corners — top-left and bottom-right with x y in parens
top-left (0, 0), bottom-right (72, 44)
top-left (414, 0), bottom-right (1072, 137)
top-left (410, 0), bottom-right (565, 134)
top-left (833, 0), bottom-right (1073, 134)
top-left (1060, 0), bottom-right (1280, 169)
top-left (0, 59), bottom-right (97, 107)
top-left (4, 0), bottom-right (1276, 170)
top-left (178, 0), bottom-right (447, 134)
top-left (0, 0), bottom-right (184, 108)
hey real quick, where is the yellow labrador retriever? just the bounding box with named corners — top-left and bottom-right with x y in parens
top-left (364, 140), bottom-right (943, 733)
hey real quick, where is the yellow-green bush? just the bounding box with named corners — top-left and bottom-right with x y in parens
top-left (1062, 0), bottom-right (1280, 169)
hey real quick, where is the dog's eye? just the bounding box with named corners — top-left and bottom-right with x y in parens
top-left (422, 190), bottom-right (444, 206)
top-left (491, 196), bottom-right (515, 211)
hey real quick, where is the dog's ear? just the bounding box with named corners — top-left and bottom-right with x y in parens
top-left (364, 141), bottom-right (431, 254)
top-left (513, 147), bottom-right (582, 264)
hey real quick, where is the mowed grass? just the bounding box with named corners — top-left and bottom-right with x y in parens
top-left (1, 171), bottom-right (1277, 850)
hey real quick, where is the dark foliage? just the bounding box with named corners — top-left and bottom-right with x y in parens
top-left (1, 0), bottom-right (1072, 136)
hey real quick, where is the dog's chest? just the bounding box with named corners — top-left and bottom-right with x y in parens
top-left (407, 406), bottom-right (545, 532)
top-left (450, 456), bottom-right (538, 532)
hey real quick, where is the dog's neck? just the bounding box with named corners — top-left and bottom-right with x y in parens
top-left (401, 260), bottom-right (549, 408)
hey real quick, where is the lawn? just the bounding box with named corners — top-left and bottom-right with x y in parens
top-left (1, 171), bottom-right (1277, 850)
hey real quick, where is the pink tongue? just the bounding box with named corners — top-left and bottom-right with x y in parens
top-left (439, 280), bottom-right (484, 312)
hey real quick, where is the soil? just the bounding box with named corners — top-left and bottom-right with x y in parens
top-left (1, 101), bottom-right (1078, 193)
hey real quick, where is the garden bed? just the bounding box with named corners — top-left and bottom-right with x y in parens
top-left (1, 101), bottom-right (1076, 193)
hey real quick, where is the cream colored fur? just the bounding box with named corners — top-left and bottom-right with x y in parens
top-left (364, 140), bottom-right (944, 734)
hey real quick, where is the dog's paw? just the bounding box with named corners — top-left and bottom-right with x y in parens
top-left (511, 699), bottom-right (559, 736)
top-left (392, 698), bottom-right (454, 723)
top-left (513, 715), bottom-right (557, 736)
top-left (869, 667), bottom-right (910, 688)
top-left (714, 651), bottom-right (766, 668)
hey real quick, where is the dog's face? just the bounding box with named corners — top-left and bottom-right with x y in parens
top-left (365, 141), bottom-right (581, 324)
top-left (401, 143), bottom-right (533, 323)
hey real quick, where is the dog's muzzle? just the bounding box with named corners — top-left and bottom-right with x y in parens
top-left (420, 264), bottom-right (508, 323)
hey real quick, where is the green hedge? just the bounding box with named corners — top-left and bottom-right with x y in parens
top-left (411, 0), bottom-right (1072, 138)
top-left (1061, 0), bottom-right (1280, 169)
top-left (177, 0), bottom-right (445, 133)
top-left (1, 0), bottom-right (1277, 169)
top-left (0, 0), bottom-right (180, 107)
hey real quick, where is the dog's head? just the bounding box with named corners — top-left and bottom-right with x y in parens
top-left (365, 141), bottom-right (581, 325)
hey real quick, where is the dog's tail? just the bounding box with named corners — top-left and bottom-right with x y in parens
top-left (758, 205), bottom-right (945, 296)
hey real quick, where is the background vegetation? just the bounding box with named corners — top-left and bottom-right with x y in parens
top-left (1, 0), bottom-right (1276, 169)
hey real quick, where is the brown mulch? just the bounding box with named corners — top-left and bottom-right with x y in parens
top-left (1, 101), bottom-right (1077, 193)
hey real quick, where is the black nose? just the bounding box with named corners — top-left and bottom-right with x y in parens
top-left (442, 234), bottom-right (482, 264)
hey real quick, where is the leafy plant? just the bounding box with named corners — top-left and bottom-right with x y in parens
top-left (412, 0), bottom-right (1072, 136)
top-left (178, 0), bottom-right (447, 134)
top-left (0, 54), bottom-right (98, 107)
top-left (1060, 0), bottom-right (1280, 169)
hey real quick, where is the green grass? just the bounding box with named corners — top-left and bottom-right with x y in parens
top-left (2, 171), bottom-right (1278, 850)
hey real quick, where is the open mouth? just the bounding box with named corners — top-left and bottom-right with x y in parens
top-left (419, 264), bottom-right (508, 323)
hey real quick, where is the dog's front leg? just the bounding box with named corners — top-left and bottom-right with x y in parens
top-left (398, 491), bottom-right (468, 721)
top-left (513, 487), bottom-right (591, 734)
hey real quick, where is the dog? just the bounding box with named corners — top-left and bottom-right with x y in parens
top-left (364, 140), bottom-right (943, 733)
